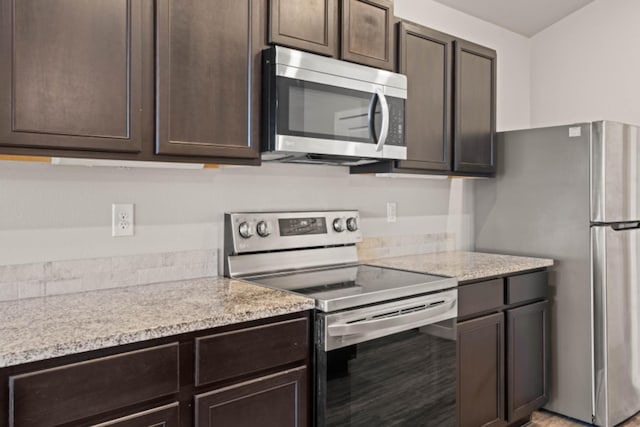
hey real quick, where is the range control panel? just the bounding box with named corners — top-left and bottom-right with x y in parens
top-left (225, 211), bottom-right (362, 254)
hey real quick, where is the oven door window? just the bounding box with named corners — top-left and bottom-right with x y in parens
top-left (317, 324), bottom-right (456, 427)
top-left (276, 77), bottom-right (404, 146)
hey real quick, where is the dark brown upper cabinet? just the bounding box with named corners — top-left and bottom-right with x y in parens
top-left (350, 21), bottom-right (496, 177)
top-left (341, 0), bottom-right (394, 71)
top-left (453, 39), bottom-right (497, 175)
top-left (155, 0), bottom-right (262, 159)
top-left (0, 0), bottom-right (151, 153)
top-left (396, 21), bottom-right (453, 172)
top-left (269, 0), bottom-right (338, 57)
top-left (0, 0), bottom-right (262, 165)
top-left (267, 0), bottom-right (394, 70)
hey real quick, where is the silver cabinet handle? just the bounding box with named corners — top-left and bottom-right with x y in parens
top-left (327, 297), bottom-right (456, 337)
top-left (368, 88), bottom-right (390, 152)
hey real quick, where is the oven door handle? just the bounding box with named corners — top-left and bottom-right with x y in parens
top-left (369, 88), bottom-right (390, 152)
top-left (327, 297), bottom-right (456, 337)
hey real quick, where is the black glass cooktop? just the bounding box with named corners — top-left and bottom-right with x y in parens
top-left (245, 264), bottom-right (457, 312)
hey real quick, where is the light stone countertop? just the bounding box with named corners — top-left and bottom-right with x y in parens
top-left (366, 251), bottom-right (554, 283)
top-left (0, 277), bottom-right (314, 368)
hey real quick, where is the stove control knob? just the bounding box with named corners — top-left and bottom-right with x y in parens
top-left (346, 217), bottom-right (358, 232)
top-left (256, 221), bottom-right (270, 237)
top-left (238, 221), bottom-right (253, 239)
top-left (333, 218), bottom-right (346, 233)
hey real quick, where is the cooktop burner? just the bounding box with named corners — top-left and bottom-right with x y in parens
top-left (245, 264), bottom-right (456, 312)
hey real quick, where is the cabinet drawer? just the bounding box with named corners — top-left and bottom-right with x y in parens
top-left (9, 343), bottom-right (180, 427)
top-left (93, 402), bottom-right (180, 427)
top-left (506, 271), bottom-right (548, 305)
top-left (196, 317), bottom-right (309, 387)
top-left (458, 279), bottom-right (504, 318)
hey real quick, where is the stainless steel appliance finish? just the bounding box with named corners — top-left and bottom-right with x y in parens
top-left (224, 210), bottom-right (457, 312)
top-left (475, 121), bottom-right (640, 427)
top-left (319, 288), bottom-right (457, 351)
top-left (262, 46), bottom-right (407, 166)
top-left (223, 210), bottom-right (458, 427)
top-left (246, 264), bottom-right (457, 312)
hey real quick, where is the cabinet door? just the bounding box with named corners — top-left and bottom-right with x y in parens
top-left (93, 403), bottom-right (179, 427)
top-left (396, 21), bottom-right (453, 172)
top-left (269, 0), bottom-right (338, 57)
top-left (156, 0), bottom-right (262, 159)
top-left (341, 0), bottom-right (394, 71)
top-left (457, 313), bottom-right (506, 427)
top-left (195, 367), bottom-right (308, 427)
top-left (453, 39), bottom-right (496, 175)
top-left (0, 0), bottom-right (150, 153)
top-left (506, 301), bottom-right (549, 422)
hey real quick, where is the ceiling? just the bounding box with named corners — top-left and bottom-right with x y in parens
top-left (432, 0), bottom-right (595, 37)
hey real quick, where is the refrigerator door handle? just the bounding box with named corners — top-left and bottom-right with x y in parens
top-left (612, 222), bottom-right (640, 231)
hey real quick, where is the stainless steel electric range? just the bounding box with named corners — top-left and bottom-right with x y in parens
top-left (224, 211), bottom-right (458, 427)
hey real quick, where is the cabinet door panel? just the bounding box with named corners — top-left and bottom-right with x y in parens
top-left (195, 367), bottom-right (308, 427)
top-left (397, 22), bottom-right (452, 171)
top-left (93, 403), bottom-right (180, 427)
top-left (457, 313), bottom-right (506, 427)
top-left (269, 0), bottom-right (337, 57)
top-left (196, 317), bottom-right (308, 387)
top-left (341, 0), bottom-right (394, 71)
top-left (9, 343), bottom-right (179, 427)
top-left (507, 300), bottom-right (549, 421)
top-left (0, 0), bottom-right (148, 152)
top-left (454, 39), bottom-right (496, 175)
top-left (156, 0), bottom-right (262, 159)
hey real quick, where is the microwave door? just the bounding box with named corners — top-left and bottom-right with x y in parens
top-left (270, 76), bottom-right (406, 161)
top-left (279, 78), bottom-right (378, 144)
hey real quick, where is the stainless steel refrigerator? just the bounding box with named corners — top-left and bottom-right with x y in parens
top-left (475, 121), bottom-right (640, 427)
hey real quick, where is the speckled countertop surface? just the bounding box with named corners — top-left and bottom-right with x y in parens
top-left (366, 251), bottom-right (553, 283)
top-left (0, 277), bottom-right (314, 368)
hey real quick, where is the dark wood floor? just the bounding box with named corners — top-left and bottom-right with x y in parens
top-left (531, 410), bottom-right (640, 426)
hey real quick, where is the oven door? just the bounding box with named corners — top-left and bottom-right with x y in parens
top-left (315, 291), bottom-right (458, 427)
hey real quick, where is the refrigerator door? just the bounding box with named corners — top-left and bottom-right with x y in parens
top-left (593, 224), bottom-right (640, 427)
top-left (592, 121), bottom-right (640, 223)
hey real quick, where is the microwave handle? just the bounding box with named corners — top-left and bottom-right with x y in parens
top-left (369, 88), bottom-right (390, 152)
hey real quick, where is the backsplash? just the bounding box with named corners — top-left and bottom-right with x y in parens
top-left (0, 250), bottom-right (216, 302)
top-left (357, 232), bottom-right (456, 261)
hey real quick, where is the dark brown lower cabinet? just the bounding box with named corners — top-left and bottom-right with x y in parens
top-left (458, 313), bottom-right (506, 427)
top-left (457, 271), bottom-right (549, 427)
top-left (0, 312), bottom-right (311, 427)
top-left (506, 301), bottom-right (549, 422)
top-left (93, 403), bottom-right (180, 427)
top-left (195, 367), bottom-right (307, 427)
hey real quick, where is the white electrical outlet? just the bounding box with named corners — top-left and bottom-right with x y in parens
top-left (387, 202), bottom-right (397, 223)
top-left (112, 204), bottom-right (134, 237)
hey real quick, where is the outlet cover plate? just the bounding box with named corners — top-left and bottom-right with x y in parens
top-left (112, 204), bottom-right (134, 237)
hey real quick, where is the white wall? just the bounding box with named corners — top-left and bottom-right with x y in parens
top-left (0, 1), bottom-right (531, 266)
top-left (530, 0), bottom-right (640, 127)
top-left (395, 0), bottom-right (532, 131)
top-left (0, 161), bottom-right (474, 265)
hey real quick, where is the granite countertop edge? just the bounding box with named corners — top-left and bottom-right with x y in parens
top-left (364, 250), bottom-right (554, 283)
top-left (0, 277), bottom-right (314, 369)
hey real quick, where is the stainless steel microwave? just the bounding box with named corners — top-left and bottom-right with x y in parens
top-left (262, 46), bottom-right (407, 166)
